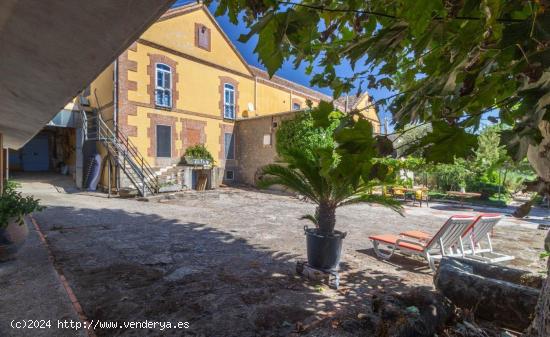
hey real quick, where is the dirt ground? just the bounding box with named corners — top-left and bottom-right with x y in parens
top-left (20, 175), bottom-right (549, 337)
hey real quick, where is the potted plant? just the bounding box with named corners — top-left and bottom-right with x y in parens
top-left (258, 103), bottom-right (402, 270)
top-left (183, 144), bottom-right (214, 166)
top-left (0, 181), bottom-right (44, 261)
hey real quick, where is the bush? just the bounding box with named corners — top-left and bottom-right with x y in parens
top-left (183, 144), bottom-right (214, 164)
top-left (429, 160), bottom-right (473, 192)
top-left (467, 181), bottom-right (505, 200)
top-left (1, 181), bottom-right (44, 227)
top-left (276, 111), bottom-right (338, 160)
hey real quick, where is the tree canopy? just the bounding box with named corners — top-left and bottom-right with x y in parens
top-left (207, 0), bottom-right (550, 164)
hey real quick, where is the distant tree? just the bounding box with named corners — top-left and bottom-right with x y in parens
top-left (474, 125), bottom-right (508, 174)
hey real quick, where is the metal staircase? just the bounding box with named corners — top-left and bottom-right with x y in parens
top-left (79, 100), bottom-right (159, 196)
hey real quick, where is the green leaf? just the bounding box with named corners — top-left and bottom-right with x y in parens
top-left (411, 121), bottom-right (478, 163)
top-left (253, 12), bottom-right (289, 77)
top-left (334, 119), bottom-right (375, 154)
top-left (375, 135), bottom-right (394, 156)
top-left (311, 101), bottom-right (336, 128)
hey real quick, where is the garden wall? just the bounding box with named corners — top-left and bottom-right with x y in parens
top-left (234, 112), bottom-right (297, 186)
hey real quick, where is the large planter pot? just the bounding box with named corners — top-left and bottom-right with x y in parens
top-left (0, 217), bottom-right (29, 261)
top-left (184, 156), bottom-right (211, 166)
top-left (304, 226), bottom-right (346, 270)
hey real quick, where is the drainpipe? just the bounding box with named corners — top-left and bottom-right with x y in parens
top-left (5, 148), bottom-right (8, 181)
top-left (114, 59), bottom-right (119, 137)
top-left (113, 59), bottom-right (120, 191)
top-left (289, 90), bottom-right (293, 111)
top-left (254, 75), bottom-right (258, 116)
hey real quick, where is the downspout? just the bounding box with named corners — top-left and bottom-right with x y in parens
top-left (114, 59), bottom-right (119, 136)
top-left (113, 59), bottom-right (120, 191)
top-left (254, 75), bottom-right (258, 116)
top-left (5, 148), bottom-right (8, 181)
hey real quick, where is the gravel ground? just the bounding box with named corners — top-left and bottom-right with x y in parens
top-left (17, 174), bottom-right (549, 337)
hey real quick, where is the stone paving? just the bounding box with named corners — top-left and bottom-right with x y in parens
top-left (5, 174), bottom-right (549, 336)
top-left (0, 218), bottom-right (86, 337)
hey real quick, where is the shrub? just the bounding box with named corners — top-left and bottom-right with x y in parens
top-left (1, 181), bottom-right (44, 227)
top-left (467, 181), bottom-right (505, 200)
top-left (183, 144), bottom-right (214, 164)
top-left (429, 159), bottom-right (473, 192)
top-left (275, 111), bottom-right (338, 161)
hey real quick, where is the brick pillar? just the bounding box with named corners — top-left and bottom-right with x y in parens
top-left (0, 133), bottom-right (4, 195)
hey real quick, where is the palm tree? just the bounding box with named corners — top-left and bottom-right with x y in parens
top-left (258, 147), bottom-right (402, 235)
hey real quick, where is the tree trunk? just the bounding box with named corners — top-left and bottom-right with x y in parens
top-left (524, 232), bottom-right (550, 337)
top-left (524, 121), bottom-right (550, 337)
top-left (316, 202), bottom-right (336, 234)
top-left (435, 257), bottom-right (542, 332)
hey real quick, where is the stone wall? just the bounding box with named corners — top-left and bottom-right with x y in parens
top-left (233, 112), bottom-right (297, 186)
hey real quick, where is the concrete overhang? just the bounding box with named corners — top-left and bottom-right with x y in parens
top-left (0, 0), bottom-right (176, 149)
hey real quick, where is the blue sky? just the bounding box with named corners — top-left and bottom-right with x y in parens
top-left (172, 0), bottom-right (394, 130)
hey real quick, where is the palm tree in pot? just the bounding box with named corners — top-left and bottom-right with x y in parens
top-left (258, 103), bottom-right (402, 270)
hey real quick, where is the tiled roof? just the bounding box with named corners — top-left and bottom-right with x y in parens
top-left (249, 66), bottom-right (347, 110)
top-left (334, 93), bottom-right (371, 112)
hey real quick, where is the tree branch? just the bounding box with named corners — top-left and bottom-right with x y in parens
top-left (277, 1), bottom-right (527, 23)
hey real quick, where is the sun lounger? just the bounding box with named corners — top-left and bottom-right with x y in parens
top-left (401, 213), bottom-right (514, 263)
top-left (369, 215), bottom-right (476, 271)
top-left (460, 213), bottom-right (514, 263)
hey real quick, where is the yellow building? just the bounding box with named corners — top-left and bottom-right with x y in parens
top-left (78, 2), bottom-right (380, 193)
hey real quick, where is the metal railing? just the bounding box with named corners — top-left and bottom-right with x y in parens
top-left (81, 108), bottom-right (159, 196)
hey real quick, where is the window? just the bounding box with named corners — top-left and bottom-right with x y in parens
top-left (196, 23), bottom-right (211, 50)
top-left (225, 170), bottom-right (234, 180)
top-left (293, 102), bottom-right (301, 111)
top-left (155, 64), bottom-right (172, 108)
top-left (224, 132), bottom-right (235, 160)
top-left (263, 134), bottom-right (272, 146)
top-left (223, 84), bottom-right (235, 119)
top-left (156, 125), bottom-right (171, 157)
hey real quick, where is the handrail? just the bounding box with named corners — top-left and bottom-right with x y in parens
top-left (83, 109), bottom-right (159, 195)
top-left (98, 117), bottom-right (159, 193)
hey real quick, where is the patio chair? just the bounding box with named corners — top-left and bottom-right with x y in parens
top-left (392, 186), bottom-right (406, 200)
top-left (460, 213), bottom-right (514, 263)
top-left (369, 215), bottom-right (476, 271)
top-left (412, 188), bottom-right (429, 207)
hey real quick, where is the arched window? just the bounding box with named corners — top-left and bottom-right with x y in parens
top-left (155, 63), bottom-right (172, 108)
top-left (292, 102), bottom-right (301, 111)
top-left (223, 83), bottom-right (235, 119)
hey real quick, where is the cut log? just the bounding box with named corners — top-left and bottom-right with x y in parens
top-left (434, 257), bottom-right (542, 332)
top-left (367, 287), bottom-right (455, 337)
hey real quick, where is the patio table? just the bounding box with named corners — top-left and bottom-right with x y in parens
top-left (446, 191), bottom-right (481, 208)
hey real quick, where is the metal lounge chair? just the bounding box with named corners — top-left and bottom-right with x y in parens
top-left (369, 215), bottom-right (476, 271)
top-left (459, 213), bottom-right (514, 263)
